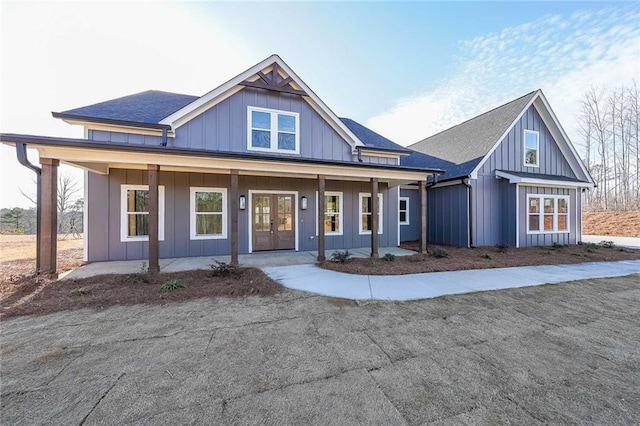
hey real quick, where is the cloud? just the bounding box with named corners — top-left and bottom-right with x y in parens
top-left (367, 5), bottom-right (640, 146)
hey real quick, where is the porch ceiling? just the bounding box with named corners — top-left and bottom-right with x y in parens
top-left (1, 134), bottom-right (440, 184)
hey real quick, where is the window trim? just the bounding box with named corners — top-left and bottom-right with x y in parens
top-left (189, 187), bottom-right (228, 240)
top-left (526, 194), bottom-right (570, 235)
top-left (315, 191), bottom-right (344, 236)
top-left (359, 192), bottom-right (383, 235)
top-left (247, 106), bottom-right (300, 154)
top-left (120, 184), bottom-right (165, 242)
top-left (399, 196), bottom-right (410, 225)
top-left (523, 129), bottom-right (540, 168)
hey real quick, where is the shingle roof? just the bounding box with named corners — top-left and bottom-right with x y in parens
top-left (339, 118), bottom-right (410, 152)
top-left (56, 90), bottom-right (198, 125)
top-left (407, 91), bottom-right (538, 180)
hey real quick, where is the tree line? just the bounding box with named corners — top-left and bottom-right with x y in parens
top-left (0, 174), bottom-right (83, 235)
top-left (578, 82), bottom-right (639, 211)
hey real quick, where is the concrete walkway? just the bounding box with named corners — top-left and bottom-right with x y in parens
top-left (61, 246), bottom-right (414, 280)
top-left (263, 260), bottom-right (640, 301)
top-left (582, 235), bottom-right (640, 249)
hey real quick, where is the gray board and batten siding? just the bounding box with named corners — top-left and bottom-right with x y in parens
top-left (89, 87), bottom-right (397, 166)
top-left (86, 170), bottom-right (399, 262)
top-left (399, 188), bottom-right (421, 242)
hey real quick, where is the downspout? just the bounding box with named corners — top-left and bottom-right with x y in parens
top-left (16, 143), bottom-right (42, 273)
top-left (356, 146), bottom-right (363, 162)
top-left (463, 177), bottom-right (473, 248)
top-left (160, 128), bottom-right (168, 146)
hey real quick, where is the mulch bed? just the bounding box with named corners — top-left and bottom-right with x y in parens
top-left (0, 267), bottom-right (282, 319)
top-left (320, 242), bottom-right (640, 275)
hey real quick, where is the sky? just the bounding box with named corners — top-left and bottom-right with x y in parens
top-left (1, 1), bottom-right (639, 208)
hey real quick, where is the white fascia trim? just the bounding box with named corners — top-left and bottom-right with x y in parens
top-left (120, 185), bottom-right (165, 242)
top-left (469, 91), bottom-right (540, 179)
top-left (315, 191), bottom-right (344, 236)
top-left (358, 192), bottom-right (383, 235)
top-left (247, 106), bottom-right (300, 154)
top-left (189, 187), bottom-right (228, 240)
top-left (495, 170), bottom-right (594, 188)
top-left (159, 55), bottom-right (365, 149)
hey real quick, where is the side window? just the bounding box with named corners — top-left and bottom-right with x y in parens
top-left (527, 195), bottom-right (569, 234)
top-left (399, 197), bottom-right (409, 225)
top-left (248, 107), bottom-right (299, 154)
top-left (190, 188), bottom-right (227, 240)
top-left (524, 130), bottom-right (539, 167)
top-left (359, 193), bottom-right (383, 235)
top-left (120, 185), bottom-right (165, 242)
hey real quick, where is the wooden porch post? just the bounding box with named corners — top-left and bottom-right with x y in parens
top-left (230, 169), bottom-right (239, 266)
top-left (420, 180), bottom-right (427, 253)
top-left (148, 164), bottom-right (160, 274)
top-left (317, 174), bottom-right (325, 261)
top-left (40, 158), bottom-right (59, 277)
top-left (371, 177), bottom-right (379, 258)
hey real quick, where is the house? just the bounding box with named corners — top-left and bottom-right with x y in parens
top-left (402, 90), bottom-right (594, 248)
top-left (1, 55), bottom-right (440, 276)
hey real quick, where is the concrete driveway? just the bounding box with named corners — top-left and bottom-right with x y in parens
top-left (2, 274), bottom-right (639, 425)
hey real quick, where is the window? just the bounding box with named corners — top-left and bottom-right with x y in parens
top-left (190, 188), bottom-right (227, 240)
top-left (527, 194), bottom-right (569, 234)
top-left (359, 193), bottom-right (383, 235)
top-left (524, 129), bottom-right (539, 167)
top-left (248, 106), bottom-right (299, 153)
top-left (399, 197), bottom-right (409, 225)
top-left (316, 191), bottom-right (343, 235)
top-left (120, 185), bottom-right (165, 242)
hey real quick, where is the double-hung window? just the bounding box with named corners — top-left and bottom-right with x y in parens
top-left (524, 129), bottom-right (539, 167)
top-left (316, 191), bottom-right (343, 235)
top-left (359, 193), bottom-right (383, 235)
top-left (399, 197), bottom-right (409, 225)
top-left (190, 188), bottom-right (227, 240)
top-left (527, 194), bottom-right (569, 234)
top-left (248, 106), bottom-right (299, 154)
top-left (120, 185), bottom-right (165, 242)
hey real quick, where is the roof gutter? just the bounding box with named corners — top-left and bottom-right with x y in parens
top-left (15, 142), bottom-right (42, 272)
top-left (51, 112), bottom-right (172, 130)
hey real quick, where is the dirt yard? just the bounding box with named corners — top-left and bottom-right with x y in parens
top-left (0, 234), bottom-right (83, 262)
top-left (322, 243), bottom-right (640, 275)
top-left (583, 210), bottom-right (640, 237)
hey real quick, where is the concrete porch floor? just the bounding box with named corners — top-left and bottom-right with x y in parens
top-left (61, 246), bottom-right (414, 280)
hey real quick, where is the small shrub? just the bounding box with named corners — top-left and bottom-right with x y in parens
top-left (124, 262), bottom-right (150, 284)
top-left (159, 279), bottom-right (185, 293)
top-left (598, 240), bottom-right (615, 248)
top-left (330, 250), bottom-right (351, 263)
top-left (430, 248), bottom-right (449, 258)
top-left (495, 244), bottom-right (508, 253)
top-left (210, 260), bottom-right (243, 277)
top-left (406, 254), bottom-right (428, 263)
top-left (70, 287), bottom-right (91, 297)
top-left (585, 242), bottom-right (598, 250)
top-left (482, 254), bottom-right (493, 260)
top-left (383, 252), bottom-right (396, 262)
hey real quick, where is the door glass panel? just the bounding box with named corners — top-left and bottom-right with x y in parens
top-left (254, 196), bottom-right (271, 231)
top-left (277, 196), bottom-right (293, 231)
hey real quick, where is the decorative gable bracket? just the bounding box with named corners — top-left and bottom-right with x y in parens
top-left (239, 63), bottom-right (307, 97)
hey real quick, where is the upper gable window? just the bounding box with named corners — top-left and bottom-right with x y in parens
top-left (523, 129), bottom-right (539, 167)
top-left (248, 106), bottom-right (300, 154)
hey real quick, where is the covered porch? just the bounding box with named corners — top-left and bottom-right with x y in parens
top-left (1, 134), bottom-right (437, 277)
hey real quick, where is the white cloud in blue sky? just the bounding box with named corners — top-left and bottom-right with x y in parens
top-left (367, 5), bottom-right (640, 146)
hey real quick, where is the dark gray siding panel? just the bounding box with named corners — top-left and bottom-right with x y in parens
top-left (173, 88), bottom-right (358, 162)
top-left (400, 188), bottom-right (420, 242)
top-left (87, 170), bottom-right (398, 262)
top-left (518, 186), bottom-right (578, 247)
top-left (89, 130), bottom-right (163, 146)
top-left (478, 105), bottom-right (577, 179)
top-left (427, 184), bottom-right (469, 247)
